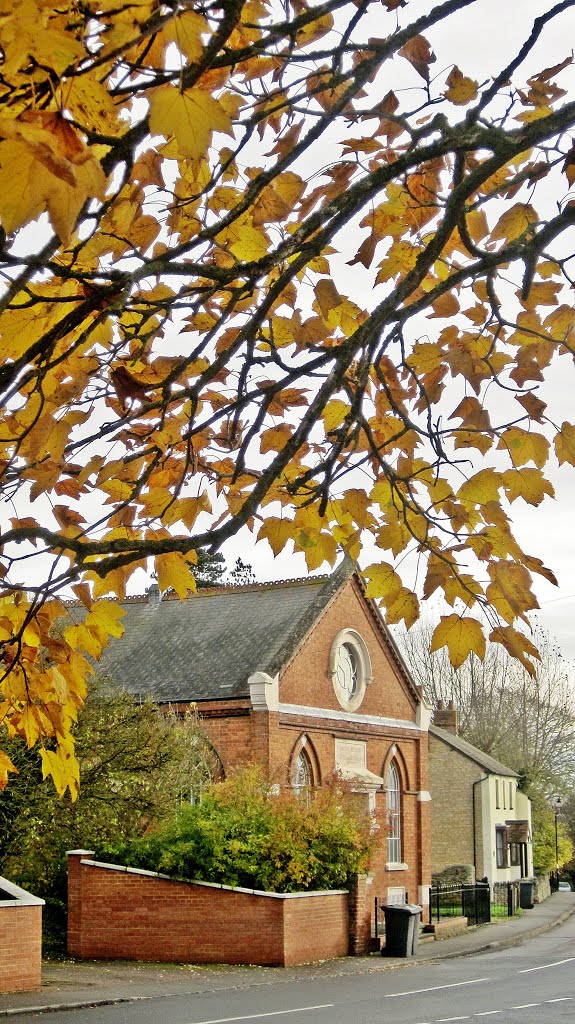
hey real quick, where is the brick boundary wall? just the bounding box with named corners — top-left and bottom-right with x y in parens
top-left (67, 852), bottom-right (369, 967)
top-left (348, 874), bottom-right (373, 956)
top-left (0, 878), bottom-right (44, 993)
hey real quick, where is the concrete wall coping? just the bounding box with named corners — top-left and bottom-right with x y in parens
top-left (78, 859), bottom-right (348, 899)
top-left (0, 875), bottom-right (44, 907)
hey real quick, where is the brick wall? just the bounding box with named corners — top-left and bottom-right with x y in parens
top-left (347, 874), bottom-right (373, 955)
top-left (429, 734), bottom-right (482, 877)
top-left (67, 853), bottom-right (360, 967)
top-left (279, 579), bottom-right (417, 722)
top-left (0, 903), bottom-right (42, 994)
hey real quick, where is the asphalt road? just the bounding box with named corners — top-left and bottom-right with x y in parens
top-left (9, 915), bottom-right (575, 1024)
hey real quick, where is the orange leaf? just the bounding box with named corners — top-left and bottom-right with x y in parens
top-left (398, 35), bottom-right (436, 82)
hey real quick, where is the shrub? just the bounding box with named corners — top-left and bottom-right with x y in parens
top-left (103, 766), bottom-right (374, 893)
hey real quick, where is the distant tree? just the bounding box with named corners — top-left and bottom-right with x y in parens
top-left (227, 557), bottom-right (256, 586)
top-left (193, 550), bottom-right (227, 588)
top-left (554, 794), bottom-right (575, 883)
top-left (0, 681), bottom-right (218, 950)
top-left (397, 621), bottom-right (575, 793)
top-left (531, 792), bottom-right (573, 875)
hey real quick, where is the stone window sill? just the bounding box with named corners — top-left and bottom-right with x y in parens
top-left (386, 862), bottom-right (408, 871)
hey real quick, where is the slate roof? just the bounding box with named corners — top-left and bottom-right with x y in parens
top-left (93, 560), bottom-right (353, 703)
top-left (430, 724), bottom-right (518, 778)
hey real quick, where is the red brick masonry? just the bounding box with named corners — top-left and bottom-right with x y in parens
top-left (67, 852), bottom-right (370, 967)
top-left (0, 877), bottom-right (44, 993)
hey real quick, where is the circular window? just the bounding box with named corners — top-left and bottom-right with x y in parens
top-left (330, 629), bottom-right (371, 711)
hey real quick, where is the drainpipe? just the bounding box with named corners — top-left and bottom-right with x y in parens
top-left (472, 775), bottom-right (487, 880)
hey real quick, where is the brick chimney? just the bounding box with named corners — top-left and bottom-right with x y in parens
top-left (434, 699), bottom-right (458, 734)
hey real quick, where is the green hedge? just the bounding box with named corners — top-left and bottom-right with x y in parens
top-left (102, 766), bottom-right (374, 893)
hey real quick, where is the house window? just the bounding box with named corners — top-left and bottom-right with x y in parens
top-left (293, 749), bottom-right (312, 795)
top-left (495, 779), bottom-right (500, 809)
top-left (509, 781), bottom-right (514, 809)
top-left (509, 843), bottom-right (519, 866)
top-left (496, 827), bottom-right (508, 869)
top-left (387, 761), bottom-right (402, 864)
top-left (330, 629), bottom-right (372, 712)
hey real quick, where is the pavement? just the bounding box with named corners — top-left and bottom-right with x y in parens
top-left (2, 892), bottom-right (575, 1017)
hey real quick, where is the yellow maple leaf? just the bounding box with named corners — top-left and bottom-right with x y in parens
top-left (257, 517), bottom-right (294, 557)
top-left (0, 0), bottom-right (84, 79)
top-left (60, 76), bottom-right (121, 134)
top-left (458, 469), bottom-right (503, 506)
top-left (497, 427), bottom-right (549, 469)
top-left (64, 622), bottom-right (105, 659)
top-left (314, 279), bottom-right (341, 319)
top-left (489, 625), bottom-right (540, 676)
top-left (0, 751), bottom-right (18, 789)
top-left (491, 203), bottom-right (538, 243)
top-left (444, 66), bottom-right (478, 105)
top-left (148, 85), bottom-right (232, 159)
top-left (323, 400), bottom-right (350, 433)
top-left (139, 487), bottom-right (171, 518)
top-left (85, 600), bottom-right (126, 639)
top-left (218, 219), bottom-right (270, 262)
top-left (19, 704), bottom-right (42, 747)
top-left (163, 10), bottom-right (208, 63)
top-left (375, 518), bottom-right (412, 558)
top-left (0, 139), bottom-right (44, 232)
top-left (370, 478), bottom-right (394, 509)
top-left (431, 614), bottom-right (486, 669)
top-left (375, 240), bottom-right (422, 284)
top-left (554, 422), bottom-right (575, 466)
top-left (260, 424), bottom-right (294, 454)
top-left (154, 552), bottom-right (197, 599)
top-left (486, 561), bottom-right (539, 623)
top-left (87, 565), bottom-right (133, 601)
top-left (544, 304), bottom-right (575, 341)
top-left (384, 587), bottom-right (420, 628)
top-left (502, 468), bottom-right (554, 505)
top-left (429, 291), bottom-right (460, 318)
top-left (0, 112), bottom-right (107, 243)
top-left (334, 489), bottom-right (374, 530)
top-left (161, 494), bottom-right (211, 530)
top-left (40, 743), bottom-right (79, 799)
top-left (297, 529), bottom-right (338, 571)
top-left (443, 572), bottom-right (483, 608)
top-left (363, 561), bottom-right (403, 604)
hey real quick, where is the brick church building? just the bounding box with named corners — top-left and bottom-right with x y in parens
top-left (98, 558), bottom-right (432, 915)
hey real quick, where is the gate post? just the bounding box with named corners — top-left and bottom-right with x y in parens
top-left (348, 874), bottom-right (373, 956)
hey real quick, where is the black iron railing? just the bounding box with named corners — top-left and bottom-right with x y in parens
top-left (492, 879), bottom-right (521, 917)
top-left (429, 882), bottom-right (491, 926)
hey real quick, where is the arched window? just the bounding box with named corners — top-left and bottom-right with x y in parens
top-left (293, 748), bottom-right (313, 795)
top-left (187, 738), bottom-right (224, 805)
top-left (386, 761), bottom-right (402, 864)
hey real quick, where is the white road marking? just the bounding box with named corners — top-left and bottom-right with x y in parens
top-left (519, 956), bottom-right (575, 973)
top-left (186, 1006), bottom-right (334, 1024)
top-left (385, 978), bottom-right (490, 998)
top-left (473, 1013), bottom-right (502, 1017)
top-left (546, 997), bottom-right (573, 1003)
top-left (437, 1017), bottom-right (470, 1021)
top-left (511, 1004), bottom-right (540, 1010)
